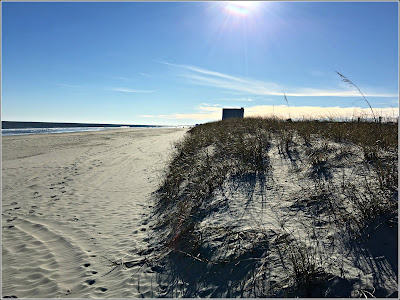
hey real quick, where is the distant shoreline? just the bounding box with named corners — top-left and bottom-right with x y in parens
top-left (2, 121), bottom-right (165, 129)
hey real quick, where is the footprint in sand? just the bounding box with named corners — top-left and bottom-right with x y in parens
top-left (85, 279), bottom-right (96, 286)
top-left (33, 192), bottom-right (42, 198)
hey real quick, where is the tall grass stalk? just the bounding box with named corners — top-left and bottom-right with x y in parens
top-left (336, 71), bottom-right (377, 122)
top-left (283, 92), bottom-right (291, 120)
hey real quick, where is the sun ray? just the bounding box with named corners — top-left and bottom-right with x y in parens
top-left (224, 1), bottom-right (260, 17)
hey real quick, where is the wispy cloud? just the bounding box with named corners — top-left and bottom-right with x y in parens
top-left (220, 97), bottom-right (254, 102)
top-left (138, 112), bottom-right (220, 120)
top-left (160, 61), bottom-right (247, 82)
top-left (138, 104), bottom-right (221, 120)
top-left (245, 105), bottom-right (399, 119)
top-left (196, 104), bottom-right (221, 112)
top-left (108, 87), bottom-right (154, 93)
top-left (138, 114), bottom-right (156, 118)
top-left (53, 83), bottom-right (81, 88)
top-left (285, 88), bottom-right (397, 98)
top-left (161, 62), bottom-right (397, 98)
top-left (138, 104), bottom-right (399, 122)
top-left (139, 72), bottom-right (152, 78)
top-left (108, 75), bottom-right (134, 81)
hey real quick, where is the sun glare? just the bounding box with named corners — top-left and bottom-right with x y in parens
top-left (224, 1), bottom-right (260, 17)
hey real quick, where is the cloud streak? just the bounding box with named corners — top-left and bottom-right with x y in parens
top-left (54, 83), bottom-right (81, 88)
top-left (245, 105), bottom-right (399, 119)
top-left (139, 72), bottom-right (152, 77)
top-left (138, 104), bottom-right (399, 121)
top-left (162, 62), bottom-right (397, 98)
top-left (108, 88), bottom-right (154, 93)
top-left (138, 104), bottom-right (221, 120)
top-left (108, 75), bottom-right (134, 81)
top-left (220, 97), bottom-right (254, 102)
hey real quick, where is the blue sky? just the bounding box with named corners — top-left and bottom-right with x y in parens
top-left (2, 1), bottom-right (398, 125)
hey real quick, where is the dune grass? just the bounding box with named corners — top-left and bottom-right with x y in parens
top-left (149, 116), bottom-right (397, 297)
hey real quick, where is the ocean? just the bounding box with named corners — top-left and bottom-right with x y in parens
top-left (1, 127), bottom-right (130, 136)
top-left (1, 121), bottom-right (172, 136)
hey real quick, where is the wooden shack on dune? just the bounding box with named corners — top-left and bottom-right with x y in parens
top-left (222, 107), bottom-right (244, 120)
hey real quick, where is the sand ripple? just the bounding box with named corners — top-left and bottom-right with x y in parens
top-left (2, 128), bottom-right (187, 298)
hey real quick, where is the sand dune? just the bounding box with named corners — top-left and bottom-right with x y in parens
top-left (147, 120), bottom-right (398, 297)
top-left (2, 127), bottom-right (187, 298)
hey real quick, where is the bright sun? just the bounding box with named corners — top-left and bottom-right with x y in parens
top-left (224, 1), bottom-right (260, 17)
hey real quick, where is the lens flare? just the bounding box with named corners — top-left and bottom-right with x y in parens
top-left (224, 1), bottom-right (259, 16)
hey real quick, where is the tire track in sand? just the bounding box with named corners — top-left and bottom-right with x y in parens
top-left (2, 215), bottom-right (106, 298)
top-left (2, 128), bottom-right (188, 298)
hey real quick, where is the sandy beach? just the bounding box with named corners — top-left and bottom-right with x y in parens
top-left (2, 127), bottom-right (187, 298)
top-left (2, 121), bottom-right (398, 298)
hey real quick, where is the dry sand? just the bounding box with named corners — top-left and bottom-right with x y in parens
top-left (147, 130), bottom-right (398, 298)
top-left (2, 127), bottom-right (187, 298)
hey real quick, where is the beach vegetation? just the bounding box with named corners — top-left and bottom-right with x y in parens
top-left (147, 115), bottom-right (398, 297)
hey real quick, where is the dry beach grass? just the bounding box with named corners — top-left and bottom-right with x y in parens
top-left (148, 117), bottom-right (398, 297)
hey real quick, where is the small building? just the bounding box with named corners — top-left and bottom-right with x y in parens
top-left (222, 107), bottom-right (244, 120)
